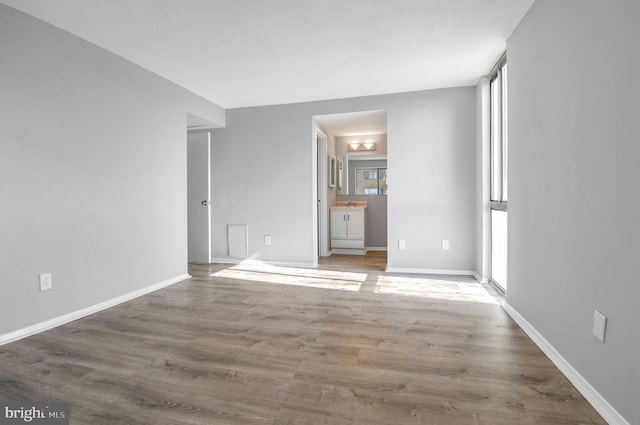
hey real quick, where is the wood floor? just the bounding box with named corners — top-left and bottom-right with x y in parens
top-left (0, 253), bottom-right (606, 424)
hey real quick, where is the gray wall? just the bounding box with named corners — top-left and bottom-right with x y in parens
top-left (507, 1), bottom-right (639, 423)
top-left (210, 87), bottom-right (476, 271)
top-left (0, 5), bottom-right (224, 335)
top-left (388, 89), bottom-right (476, 271)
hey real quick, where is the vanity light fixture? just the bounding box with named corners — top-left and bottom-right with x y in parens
top-left (348, 140), bottom-right (377, 152)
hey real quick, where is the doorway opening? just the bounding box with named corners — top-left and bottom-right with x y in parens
top-left (312, 110), bottom-right (388, 268)
top-left (187, 130), bottom-right (211, 264)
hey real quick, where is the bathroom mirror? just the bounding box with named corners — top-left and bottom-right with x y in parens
top-left (341, 154), bottom-right (387, 195)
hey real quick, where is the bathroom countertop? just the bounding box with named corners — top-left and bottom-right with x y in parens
top-left (330, 201), bottom-right (368, 209)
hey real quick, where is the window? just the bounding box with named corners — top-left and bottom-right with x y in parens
top-left (355, 168), bottom-right (387, 195)
top-left (489, 55), bottom-right (508, 291)
top-left (363, 170), bottom-right (378, 180)
top-left (490, 59), bottom-right (508, 204)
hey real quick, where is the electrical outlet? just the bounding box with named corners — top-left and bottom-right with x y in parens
top-left (442, 239), bottom-right (450, 250)
top-left (39, 273), bottom-right (53, 292)
top-left (593, 310), bottom-right (607, 342)
top-left (398, 240), bottom-right (406, 250)
top-left (264, 235), bottom-right (272, 246)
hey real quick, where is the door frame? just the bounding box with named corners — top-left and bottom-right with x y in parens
top-left (314, 128), bottom-right (330, 259)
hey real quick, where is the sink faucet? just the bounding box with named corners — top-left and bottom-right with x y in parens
top-left (347, 199), bottom-right (355, 207)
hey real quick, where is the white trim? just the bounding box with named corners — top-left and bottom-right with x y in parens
top-left (473, 271), bottom-right (489, 284)
top-left (206, 132), bottom-right (212, 262)
top-left (478, 77), bottom-right (492, 282)
top-left (0, 274), bottom-right (190, 347)
top-left (211, 258), bottom-right (317, 269)
top-left (503, 303), bottom-right (631, 425)
top-left (212, 257), bottom-right (248, 264)
top-left (316, 128), bottom-right (330, 257)
top-left (384, 267), bottom-right (476, 277)
top-left (311, 124), bottom-right (319, 267)
top-left (366, 246), bottom-right (387, 251)
top-left (331, 248), bottom-right (367, 255)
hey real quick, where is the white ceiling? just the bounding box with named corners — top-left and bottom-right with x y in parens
top-left (1, 0), bottom-right (534, 109)
top-left (315, 110), bottom-right (387, 137)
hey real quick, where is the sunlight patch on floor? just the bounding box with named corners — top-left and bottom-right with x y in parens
top-left (375, 275), bottom-right (499, 304)
top-left (211, 264), bottom-right (367, 292)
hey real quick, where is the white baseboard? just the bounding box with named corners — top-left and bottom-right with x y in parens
top-left (503, 303), bottom-right (630, 425)
top-left (0, 273), bottom-right (190, 347)
top-left (211, 258), bottom-right (317, 269)
top-left (331, 248), bottom-right (367, 255)
top-left (211, 257), bottom-right (242, 265)
top-left (385, 267), bottom-right (476, 277)
top-left (366, 246), bottom-right (387, 251)
top-left (473, 271), bottom-right (489, 283)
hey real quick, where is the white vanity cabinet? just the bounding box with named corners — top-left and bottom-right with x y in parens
top-left (330, 204), bottom-right (367, 255)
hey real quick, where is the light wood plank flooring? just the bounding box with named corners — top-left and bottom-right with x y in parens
top-left (0, 254), bottom-right (606, 424)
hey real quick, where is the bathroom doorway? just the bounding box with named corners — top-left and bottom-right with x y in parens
top-left (312, 110), bottom-right (388, 267)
